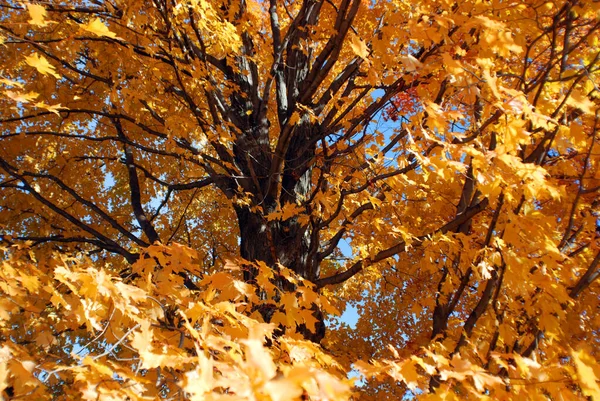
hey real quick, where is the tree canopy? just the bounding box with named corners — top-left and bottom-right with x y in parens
top-left (0, 0), bottom-right (599, 399)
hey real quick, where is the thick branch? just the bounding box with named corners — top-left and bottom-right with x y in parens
top-left (569, 251), bottom-right (600, 298)
top-left (113, 118), bottom-right (161, 244)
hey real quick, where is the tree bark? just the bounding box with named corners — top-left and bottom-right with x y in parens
top-left (232, 117), bottom-right (325, 341)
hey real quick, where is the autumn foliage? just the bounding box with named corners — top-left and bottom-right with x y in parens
top-left (1, 0), bottom-right (600, 400)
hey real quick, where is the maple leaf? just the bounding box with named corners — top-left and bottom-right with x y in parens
top-left (573, 349), bottom-right (600, 400)
top-left (0, 361), bottom-right (7, 397)
top-left (0, 346), bottom-right (10, 396)
top-left (439, 354), bottom-right (503, 392)
top-left (264, 376), bottom-right (304, 401)
top-left (35, 330), bottom-right (56, 348)
top-left (477, 260), bottom-right (494, 280)
top-left (566, 90), bottom-right (596, 115)
top-left (24, 53), bottom-right (60, 79)
top-left (400, 55), bottom-right (423, 72)
top-left (35, 102), bottom-right (66, 115)
top-left (26, 4), bottom-right (50, 27)
top-left (182, 354), bottom-right (215, 397)
top-left (0, 77), bottom-right (23, 88)
top-left (5, 90), bottom-right (38, 103)
top-left (81, 18), bottom-right (117, 38)
top-left (350, 36), bottom-right (369, 60)
top-left (243, 339), bottom-right (277, 381)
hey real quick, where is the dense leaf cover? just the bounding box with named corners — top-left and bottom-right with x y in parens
top-left (0, 0), bottom-right (599, 399)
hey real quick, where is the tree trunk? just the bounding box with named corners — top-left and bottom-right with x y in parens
top-left (234, 205), bottom-right (326, 342)
top-left (231, 118), bottom-right (325, 342)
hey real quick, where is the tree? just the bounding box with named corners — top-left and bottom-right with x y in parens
top-left (0, 0), bottom-right (599, 399)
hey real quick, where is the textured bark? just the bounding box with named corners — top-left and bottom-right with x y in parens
top-left (231, 115), bottom-right (324, 341)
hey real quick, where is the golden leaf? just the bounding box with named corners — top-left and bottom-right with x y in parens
top-left (243, 339), bottom-right (277, 380)
top-left (566, 90), bottom-right (595, 115)
top-left (400, 55), bottom-right (423, 72)
top-left (5, 90), bottom-right (39, 103)
top-left (0, 359), bottom-right (7, 396)
top-left (350, 36), bottom-right (369, 60)
top-left (81, 18), bottom-right (117, 38)
top-left (0, 77), bottom-right (23, 88)
top-left (35, 102), bottom-right (65, 115)
top-left (26, 4), bottom-right (49, 27)
top-left (24, 53), bottom-right (60, 79)
top-left (573, 349), bottom-right (600, 400)
top-left (288, 111), bottom-right (300, 126)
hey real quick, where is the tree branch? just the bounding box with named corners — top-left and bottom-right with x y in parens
top-left (315, 198), bottom-right (489, 287)
top-left (113, 118), bottom-right (161, 244)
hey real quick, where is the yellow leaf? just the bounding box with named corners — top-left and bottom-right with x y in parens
top-left (566, 90), bottom-right (595, 115)
top-left (82, 18), bottom-right (117, 38)
top-left (0, 359), bottom-right (7, 396)
top-left (440, 354), bottom-right (503, 391)
top-left (353, 359), bottom-right (387, 377)
top-left (513, 355), bottom-right (540, 379)
top-left (24, 53), bottom-right (60, 79)
top-left (441, 52), bottom-right (462, 75)
top-left (82, 356), bottom-right (113, 377)
top-left (243, 339), bottom-right (276, 380)
top-left (264, 377), bottom-right (304, 401)
top-left (350, 36), bottom-right (369, 60)
top-left (200, 271), bottom-right (234, 289)
top-left (389, 360), bottom-right (420, 390)
top-left (400, 55), bottom-right (423, 72)
top-left (26, 4), bottom-right (49, 27)
top-left (183, 354), bottom-right (215, 397)
top-left (130, 321), bottom-right (153, 356)
top-left (482, 69), bottom-right (501, 100)
top-left (299, 308), bottom-right (319, 332)
top-left (281, 203), bottom-right (304, 221)
top-left (35, 102), bottom-right (65, 115)
top-left (0, 77), bottom-right (23, 88)
top-left (573, 349), bottom-right (600, 400)
top-left (5, 90), bottom-right (39, 103)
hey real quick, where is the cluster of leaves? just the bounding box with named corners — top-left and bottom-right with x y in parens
top-left (383, 88), bottom-right (419, 122)
top-left (2, 243), bottom-right (600, 400)
top-left (0, 243), bottom-right (350, 400)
